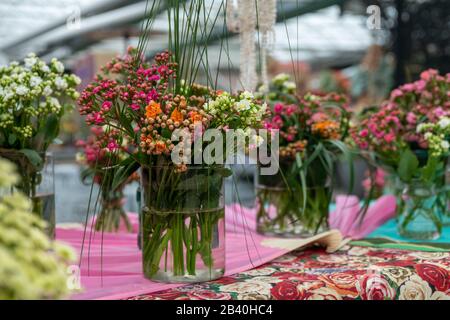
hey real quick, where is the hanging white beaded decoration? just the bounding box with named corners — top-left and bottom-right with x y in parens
top-left (226, 0), bottom-right (277, 92)
top-left (257, 0), bottom-right (277, 91)
top-left (226, 0), bottom-right (257, 92)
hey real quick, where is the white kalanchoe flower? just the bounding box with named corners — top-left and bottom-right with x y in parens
top-left (273, 73), bottom-right (290, 83)
top-left (55, 77), bottom-right (68, 90)
top-left (235, 99), bottom-right (251, 111)
top-left (49, 97), bottom-right (61, 108)
top-left (75, 152), bottom-right (86, 164)
top-left (0, 159), bottom-right (19, 187)
top-left (417, 123), bottom-right (426, 133)
top-left (241, 91), bottom-right (254, 100)
top-left (4, 90), bottom-right (13, 101)
top-left (441, 140), bottom-right (450, 151)
top-left (30, 76), bottom-right (42, 87)
top-left (15, 85), bottom-right (29, 96)
top-left (24, 53), bottom-right (38, 69)
top-left (258, 84), bottom-right (268, 93)
top-left (438, 117), bottom-right (450, 129)
top-left (424, 132), bottom-right (433, 139)
top-left (18, 72), bottom-right (27, 81)
top-left (72, 75), bottom-right (82, 85)
top-left (43, 86), bottom-right (53, 96)
top-left (52, 58), bottom-right (64, 73)
top-left (284, 81), bottom-right (296, 91)
top-left (39, 62), bottom-right (50, 73)
top-left (251, 134), bottom-right (265, 147)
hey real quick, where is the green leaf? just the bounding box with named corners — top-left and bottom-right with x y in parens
top-left (327, 139), bottom-right (355, 193)
top-left (43, 114), bottom-right (60, 141)
top-left (214, 166), bottom-right (232, 178)
top-left (8, 134), bottom-right (17, 145)
top-left (397, 149), bottom-right (419, 182)
top-left (111, 157), bottom-right (140, 191)
top-left (295, 153), bottom-right (308, 212)
top-left (176, 174), bottom-right (208, 191)
top-left (161, 127), bottom-right (172, 139)
top-left (19, 149), bottom-right (44, 171)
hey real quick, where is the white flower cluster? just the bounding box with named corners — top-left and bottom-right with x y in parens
top-left (203, 91), bottom-right (267, 129)
top-left (271, 73), bottom-right (296, 93)
top-left (0, 158), bottom-right (76, 299)
top-left (418, 117), bottom-right (450, 158)
top-left (0, 53), bottom-right (81, 140)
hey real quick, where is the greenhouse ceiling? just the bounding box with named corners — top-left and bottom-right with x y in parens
top-left (0, 0), bottom-right (376, 67)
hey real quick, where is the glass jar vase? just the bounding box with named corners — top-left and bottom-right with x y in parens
top-left (255, 164), bottom-right (331, 238)
top-left (442, 161), bottom-right (450, 226)
top-left (395, 178), bottom-right (446, 240)
top-left (0, 150), bottom-right (55, 238)
top-left (140, 165), bottom-right (225, 283)
top-left (95, 189), bottom-right (131, 233)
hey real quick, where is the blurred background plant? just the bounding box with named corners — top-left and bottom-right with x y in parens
top-left (0, 158), bottom-right (76, 300)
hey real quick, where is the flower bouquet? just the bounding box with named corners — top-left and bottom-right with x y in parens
top-left (76, 126), bottom-right (138, 233)
top-left (256, 74), bottom-right (352, 237)
top-left (0, 53), bottom-right (80, 237)
top-left (78, 47), bottom-right (266, 282)
top-left (352, 69), bottom-right (450, 239)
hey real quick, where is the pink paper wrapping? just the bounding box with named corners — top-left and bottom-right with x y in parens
top-left (60, 198), bottom-right (396, 300)
top-left (329, 195), bottom-right (397, 239)
top-left (62, 205), bottom-right (291, 300)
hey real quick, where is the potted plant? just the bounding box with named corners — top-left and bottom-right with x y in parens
top-left (352, 69), bottom-right (450, 240)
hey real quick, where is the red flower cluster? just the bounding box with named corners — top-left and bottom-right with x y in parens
top-left (76, 126), bottom-right (123, 166)
top-left (352, 69), bottom-right (450, 155)
top-left (78, 48), bottom-right (177, 129)
top-left (76, 126), bottom-right (136, 185)
top-left (263, 93), bottom-right (350, 159)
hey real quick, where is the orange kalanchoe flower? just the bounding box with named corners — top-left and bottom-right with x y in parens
top-left (190, 111), bottom-right (203, 123)
top-left (170, 108), bottom-right (183, 123)
top-left (155, 140), bottom-right (166, 153)
top-left (312, 120), bottom-right (341, 139)
top-left (145, 101), bottom-right (162, 119)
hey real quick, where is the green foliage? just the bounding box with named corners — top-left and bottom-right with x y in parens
top-left (397, 149), bottom-right (419, 183)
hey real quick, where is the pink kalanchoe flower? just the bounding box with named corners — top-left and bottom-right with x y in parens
top-left (263, 121), bottom-right (272, 130)
top-left (272, 115), bottom-right (283, 128)
top-left (406, 112), bottom-right (417, 124)
top-left (311, 112), bottom-right (328, 123)
top-left (360, 129), bottom-right (369, 137)
top-left (274, 103), bottom-right (284, 114)
top-left (415, 80), bottom-right (426, 91)
top-left (390, 89), bottom-right (403, 99)
top-left (434, 107), bottom-right (445, 117)
top-left (147, 89), bottom-right (159, 102)
top-left (402, 83), bottom-right (415, 92)
top-left (90, 126), bottom-right (104, 136)
top-left (359, 141), bottom-right (369, 149)
top-left (158, 65), bottom-right (168, 74)
top-left (130, 103), bottom-right (140, 111)
top-left (384, 132), bottom-right (396, 143)
top-left (420, 69), bottom-right (438, 81)
top-left (91, 112), bottom-right (105, 125)
top-left (102, 101), bottom-right (112, 111)
top-left (75, 139), bottom-right (86, 147)
top-left (107, 140), bottom-right (119, 152)
top-left (286, 105), bottom-right (297, 116)
top-left (148, 74), bottom-right (160, 82)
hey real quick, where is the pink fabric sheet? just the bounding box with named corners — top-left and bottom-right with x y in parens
top-left (59, 198), bottom-right (396, 300)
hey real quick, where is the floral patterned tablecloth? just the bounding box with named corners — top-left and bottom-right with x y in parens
top-left (128, 245), bottom-right (450, 300)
